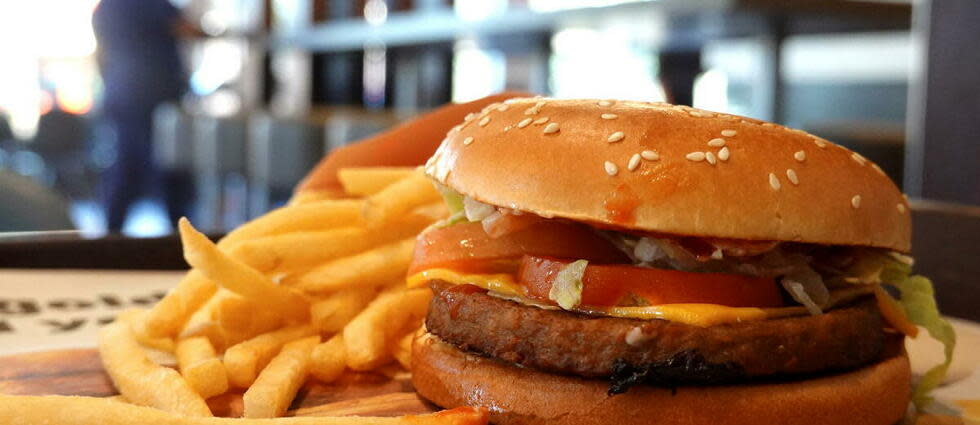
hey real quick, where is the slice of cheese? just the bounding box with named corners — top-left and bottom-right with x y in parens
top-left (407, 269), bottom-right (872, 327)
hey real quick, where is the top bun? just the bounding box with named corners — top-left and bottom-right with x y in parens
top-left (424, 98), bottom-right (910, 252)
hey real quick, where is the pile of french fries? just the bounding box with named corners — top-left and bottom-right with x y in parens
top-left (0, 168), bottom-right (487, 425)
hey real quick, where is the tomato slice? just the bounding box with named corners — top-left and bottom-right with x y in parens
top-left (409, 221), bottom-right (629, 275)
top-left (517, 256), bottom-right (783, 308)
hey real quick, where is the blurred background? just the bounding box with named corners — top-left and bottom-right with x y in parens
top-left (0, 0), bottom-right (976, 237)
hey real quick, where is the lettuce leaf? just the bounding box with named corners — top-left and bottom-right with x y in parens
top-left (893, 275), bottom-right (956, 409)
top-left (852, 251), bottom-right (955, 410)
top-left (436, 183), bottom-right (464, 216)
top-left (434, 184), bottom-right (468, 227)
top-left (549, 260), bottom-right (588, 310)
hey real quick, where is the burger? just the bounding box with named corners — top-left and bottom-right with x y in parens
top-left (405, 98), bottom-right (954, 425)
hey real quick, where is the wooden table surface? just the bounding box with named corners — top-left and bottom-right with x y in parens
top-left (0, 348), bottom-right (437, 418)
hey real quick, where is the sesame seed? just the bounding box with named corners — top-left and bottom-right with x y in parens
top-left (463, 136), bottom-right (474, 146)
top-left (533, 117), bottom-right (550, 125)
top-left (769, 173), bottom-right (781, 191)
top-left (449, 124), bottom-right (462, 135)
top-left (902, 194), bottom-right (909, 201)
top-left (598, 100), bottom-right (613, 107)
top-left (897, 203), bottom-right (906, 213)
top-left (503, 125), bottom-right (512, 132)
top-left (517, 118), bottom-right (533, 128)
top-left (794, 151), bottom-right (806, 162)
top-left (705, 152), bottom-right (717, 165)
top-left (851, 195), bottom-right (862, 209)
top-left (707, 138), bottom-right (726, 147)
top-left (718, 147), bottom-right (730, 161)
top-left (786, 169), bottom-right (799, 185)
top-left (628, 154), bottom-right (641, 171)
top-left (601, 113), bottom-right (618, 120)
top-left (640, 150), bottom-right (659, 161)
top-left (689, 111), bottom-right (704, 117)
top-left (464, 113), bottom-right (475, 122)
top-left (543, 123), bottom-right (560, 134)
top-left (604, 161), bottom-right (618, 176)
top-left (524, 101), bottom-right (547, 115)
top-left (608, 131), bottom-right (625, 143)
top-left (851, 152), bottom-right (866, 165)
top-left (721, 129), bottom-right (737, 137)
top-left (479, 116), bottom-right (491, 127)
top-left (497, 104), bottom-right (509, 111)
top-left (813, 139), bottom-right (827, 148)
top-left (762, 123), bottom-right (776, 128)
top-left (871, 163), bottom-right (885, 175)
top-left (686, 152), bottom-right (706, 162)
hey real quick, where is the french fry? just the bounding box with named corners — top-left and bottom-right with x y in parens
top-left (0, 394), bottom-right (490, 425)
top-left (176, 336), bottom-right (229, 399)
top-left (338, 167), bottom-right (417, 197)
top-left (243, 336), bottom-right (320, 418)
top-left (290, 238), bottom-right (416, 294)
top-left (391, 331), bottom-right (415, 370)
top-left (119, 310), bottom-right (176, 353)
top-left (288, 190), bottom-right (335, 205)
top-left (217, 200), bottom-right (365, 248)
top-left (224, 324), bottom-right (318, 388)
top-left (143, 271), bottom-right (217, 338)
top-left (362, 171), bottom-right (441, 226)
top-left (310, 334), bottom-right (347, 383)
top-left (310, 288), bottom-right (378, 333)
top-left (178, 218), bottom-right (309, 324)
top-left (178, 290), bottom-right (234, 350)
top-left (233, 202), bottom-right (443, 273)
top-left (97, 321), bottom-right (212, 417)
top-left (343, 288), bottom-right (432, 371)
top-left (213, 294), bottom-right (283, 346)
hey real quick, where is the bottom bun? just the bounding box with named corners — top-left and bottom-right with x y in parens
top-left (412, 332), bottom-right (911, 425)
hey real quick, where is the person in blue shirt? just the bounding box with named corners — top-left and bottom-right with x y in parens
top-left (92, 0), bottom-right (204, 233)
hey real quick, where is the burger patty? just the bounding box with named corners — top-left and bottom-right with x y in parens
top-left (426, 282), bottom-right (886, 389)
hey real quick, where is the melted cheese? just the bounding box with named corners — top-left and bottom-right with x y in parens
top-left (407, 269), bottom-right (523, 297)
top-left (407, 269), bottom-right (873, 327)
top-left (409, 268), bottom-right (789, 326)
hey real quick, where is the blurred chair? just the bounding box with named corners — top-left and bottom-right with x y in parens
top-left (0, 170), bottom-right (74, 231)
top-left (910, 201), bottom-right (980, 322)
top-left (247, 112), bottom-right (324, 217)
top-left (192, 114), bottom-right (249, 232)
top-left (31, 107), bottom-right (92, 197)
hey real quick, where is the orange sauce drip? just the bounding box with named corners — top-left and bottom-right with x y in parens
top-left (604, 184), bottom-right (640, 225)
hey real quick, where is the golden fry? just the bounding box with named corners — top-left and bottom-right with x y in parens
top-left (362, 171), bottom-right (441, 225)
top-left (233, 203), bottom-right (442, 274)
top-left (0, 395), bottom-right (490, 425)
top-left (343, 288), bottom-right (432, 371)
top-left (224, 324), bottom-right (318, 388)
top-left (214, 294), bottom-right (283, 343)
top-left (98, 321), bottom-right (211, 417)
top-left (243, 336), bottom-right (320, 418)
top-left (143, 271), bottom-right (217, 338)
top-left (217, 200), bottom-right (364, 248)
top-left (310, 288), bottom-right (377, 333)
top-left (391, 331), bottom-right (415, 370)
top-left (309, 334), bottom-right (347, 383)
top-left (178, 218), bottom-right (309, 324)
top-left (121, 310), bottom-right (176, 353)
top-left (288, 190), bottom-right (335, 205)
top-left (338, 167), bottom-right (417, 197)
top-left (176, 336), bottom-right (229, 399)
top-left (291, 238), bottom-right (416, 294)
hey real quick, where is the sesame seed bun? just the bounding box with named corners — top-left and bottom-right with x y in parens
top-left (411, 332), bottom-right (912, 425)
top-left (424, 98), bottom-right (911, 251)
